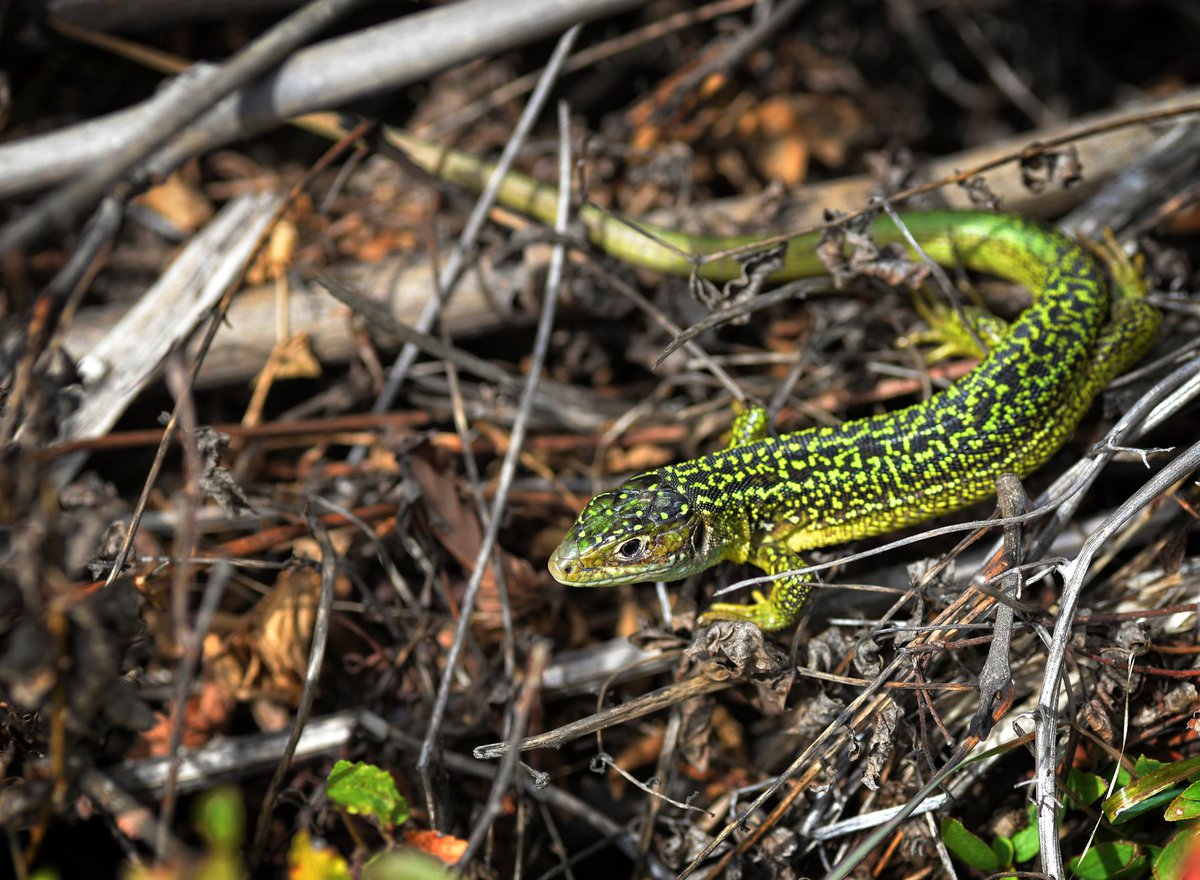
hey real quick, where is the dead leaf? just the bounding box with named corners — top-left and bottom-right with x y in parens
top-left (757, 137), bottom-right (810, 188)
top-left (408, 453), bottom-right (543, 628)
top-left (268, 332), bottom-right (323, 381)
top-left (194, 427), bottom-right (255, 517)
top-left (357, 229), bottom-right (417, 263)
top-left (136, 172), bottom-right (214, 232)
top-left (132, 677), bottom-right (234, 757)
top-left (605, 444), bottom-right (673, 473)
top-left (743, 94), bottom-right (866, 185)
top-left (209, 566), bottom-right (320, 704)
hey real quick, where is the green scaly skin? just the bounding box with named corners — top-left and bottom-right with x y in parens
top-left (388, 130), bottom-right (1161, 631)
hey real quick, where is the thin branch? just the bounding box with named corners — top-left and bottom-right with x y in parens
top-left (0, 0), bottom-right (644, 200)
top-left (819, 476), bottom-right (1028, 880)
top-left (418, 0), bottom-right (758, 137)
top-left (348, 21), bottom-right (583, 465)
top-left (1034, 438), bottom-right (1200, 879)
top-left (458, 640), bottom-right (552, 867)
top-left (577, 260), bottom-right (748, 400)
top-left (249, 508), bottom-right (339, 865)
top-left (679, 657), bottom-right (904, 877)
top-left (101, 122), bottom-right (369, 586)
top-left (0, 0), bottom-right (368, 256)
top-left (0, 196), bottom-right (123, 445)
top-left (415, 94), bottom-right (574, 828)
top-left (358, 711), bottom-right (674, 879)
top-left (156, 561), bottom-right (232, 859)
top-left (654, 0), bottom-right (812, 122)
top-left (430, 205), bottom-right (519, 680)
top-left (80, 770), bottom-right (188, 862)
top-left (314, 271), bottom-right (598, 420)
top-left (473, 674), bottom-right (732, 760)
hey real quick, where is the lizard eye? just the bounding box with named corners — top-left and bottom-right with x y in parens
top-left (616, 538), bottom-right (645, 561)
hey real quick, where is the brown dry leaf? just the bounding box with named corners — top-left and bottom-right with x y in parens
top-left (131, 676), bottom-right (234, 758)
top-left (607, 726), bottom-right (665, 799)
top-left (357, 228), bottom-right (418, 263)
top-left (208, 566), bottom-right (321, 704)
top-left (612, 726), bottom-right (666, 774)
top-left (1165, 201), bottom-right (1200, 236)
top-left (756, 137), bottom-right (810, 188)
top-left (626, 44), bottom-right (728, 151)
top-left (333, 214), bottom-right (367, 257)
top-left (136, 172), bottom-right (214, 232)
top-left (709, 702), bottom-right (747, 754)
top-left (713, 148), bottom-right (757, 191)
top-left (268, 332), bottom-right (323, 381)
top-left (789, 93), bottom-right (866, 168)
top-left (742, 94), bottom-right (866, 185)
top-left (615, 587), bottom-right (641, 639)
top-left (250, 698), bottom-right (293, 733)
top-left (605, 443), bottom-right (674, 473)
top-left (408, 454), bottom-right (542, 626)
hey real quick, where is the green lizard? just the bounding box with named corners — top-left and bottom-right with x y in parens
top-left (388, 130), bottom-right (1161, 631)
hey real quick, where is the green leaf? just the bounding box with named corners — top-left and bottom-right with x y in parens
top-left (1068, 768), bottom-right (1109, 809)
top-left (1134, 756), bottom-right (1169, 777)
top-left (1115, 764), bottom-right (1134, 789)
top-left (992, 834), bottom-right (1015, 868)
top-left (195, 786), bottom-right (244, 851)
top-left (363, 851), bottom-right (453, 880)
top-left (1104, 755), bottom-right (1200, 825)
top-left (941, 817), bottom-right (1001, 872)
top-left (326, 760), bottom-right (411, 831)
top-left (1113, 789), bottom-right (1185, 826)
top-left (1165, 779), bottom-right (1200, 823)
top-left (1012, 803), bottom-right (1041, 863)
top-left (1069, 841), bottom-right (1148, 880)
top-left (1153, 826), bottom-right (1200, 880)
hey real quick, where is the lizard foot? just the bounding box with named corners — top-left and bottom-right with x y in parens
top-left (698, 590), bottom-right (793, 632)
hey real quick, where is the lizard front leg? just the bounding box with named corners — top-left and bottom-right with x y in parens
top-left (698, 542), bottom-right (812, 632)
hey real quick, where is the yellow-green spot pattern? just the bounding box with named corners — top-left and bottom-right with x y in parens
top-left (392, 131), bottom-right (1161, 631)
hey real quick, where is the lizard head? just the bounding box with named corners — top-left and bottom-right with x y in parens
top-left (548, 473), bottom-right (717, 587)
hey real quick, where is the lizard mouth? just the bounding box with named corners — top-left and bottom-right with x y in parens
top-left (548, 547), bottom-right (674, 586)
